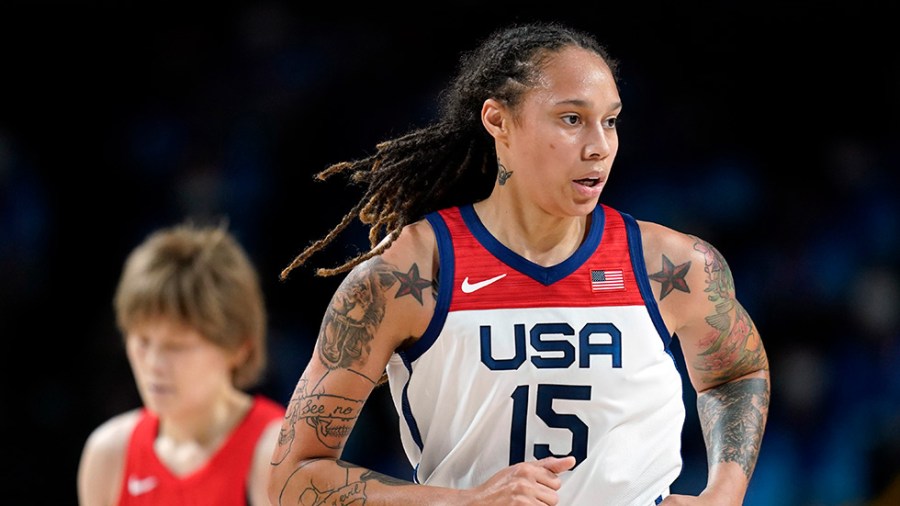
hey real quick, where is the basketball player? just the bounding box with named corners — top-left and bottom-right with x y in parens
top-left (269, 21), bottom-right (770, 506)
top-left (77, 222), bottom-right (284, 505)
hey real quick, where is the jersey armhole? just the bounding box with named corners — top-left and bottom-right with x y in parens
top-left (400, 212), bottom-right (454, 363)
top-left (621, 212), bottom-right (673, 355)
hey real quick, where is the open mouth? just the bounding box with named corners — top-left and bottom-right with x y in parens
top-left (574, 178), bottom-right (600, 187)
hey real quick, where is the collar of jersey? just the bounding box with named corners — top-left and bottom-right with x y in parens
top-left (458, 204), bottom-right (605, 286)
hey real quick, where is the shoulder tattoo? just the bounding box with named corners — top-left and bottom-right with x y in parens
top-left (649, 254), bottom-right (691, 300)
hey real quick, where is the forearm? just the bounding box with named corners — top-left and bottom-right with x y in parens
top-left (695, 371), bottom-right (770, 504)
top-left (269, 457), bottom-right (462, 506)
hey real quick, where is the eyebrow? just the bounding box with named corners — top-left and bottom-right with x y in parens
top-left (555, 99), bottom-right (622, 111)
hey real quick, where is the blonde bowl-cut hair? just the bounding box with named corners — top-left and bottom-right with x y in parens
top-left (113, 221), bottom-right (268, 390)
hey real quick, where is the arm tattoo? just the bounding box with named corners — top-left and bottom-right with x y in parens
top-left (690, 238), bottom-right (770, 479)
top-left (392, 263), bottom-right (432, 305)
top-left (279, 459), bottom-right (413, 505)
top-left (649, 254), bottom-right (691, 300)
top-left (497, 157), bottom-right (513, 185)
top-left (319, 259), bottom-right (396, 370)
top-left (692, 237), bottom-right (768, 383)
top-left (274, 259), bottom-right (433, 464)
top-left (272, 259), bottom-right (429, 501)
top-left (296, 378), bottom-right (363, 449)
top-left (320, 259), bottom-right (433, 369)
top-left (697, 378), bottom-right (770, 478)
top-left (272, 377), bottom-right (366, 463)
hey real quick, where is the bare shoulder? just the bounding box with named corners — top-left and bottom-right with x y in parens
top-left (636, 220), bottom-right (701, 258)
top-left (374, 218), bottom-right (438, 342)
top-left (636, 219), bottom-right (728, 270)
top-left (635, 220), bottom-right (736, 322)
top-left (326, 218), bottom-right (438, 358)
top-left (360, 217), bottom-right (439, 292)
top-left (81, 409), bottom-right (141, 460)
top-left (379, 217), bottom-right (438, 270)
top-left (78, 409), bottom-right (142, 505)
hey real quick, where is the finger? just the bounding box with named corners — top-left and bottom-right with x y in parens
top-left (532, 483), bottom-right (561, 506)
top-left (531, 478), bottom-right (562, 506)
top-left (532, 458), bottom-right (573, 491)
top-left (539, 455), bottom-right (577, 474)
top-left (534, 469), bottom-right (563, 491)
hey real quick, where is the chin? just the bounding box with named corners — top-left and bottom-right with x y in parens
top-left (570, 199), bottom-right (600, 216)
top-left (140, 390), bottom-right (175, 412)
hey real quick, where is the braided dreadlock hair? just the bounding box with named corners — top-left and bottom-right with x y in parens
top-left (281, 21), bottom-right (618, 279)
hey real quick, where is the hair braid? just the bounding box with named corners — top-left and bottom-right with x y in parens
top-left (281, 21), bottom-right (615, 279)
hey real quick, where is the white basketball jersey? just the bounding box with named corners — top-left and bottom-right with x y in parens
top-left (386, 204), bottom-right (685, 506)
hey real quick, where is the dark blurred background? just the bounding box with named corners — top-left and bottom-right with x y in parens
top-left (1, 2), bottom-right (898, 505)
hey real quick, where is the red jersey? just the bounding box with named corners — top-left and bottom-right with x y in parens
top-left (117, 395), bottom-right (285, 506)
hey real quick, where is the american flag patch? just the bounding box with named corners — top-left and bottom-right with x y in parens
top-left (591, 269), bottom-right (624, 292)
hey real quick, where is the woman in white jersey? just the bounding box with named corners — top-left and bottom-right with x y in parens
top-left (269, 21), bottom-right (770, 506)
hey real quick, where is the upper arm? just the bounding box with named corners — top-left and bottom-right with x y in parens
top-left (270, 220), bottom-right (437, 467)
top-left (248, 419), bottom-right (284, 506)
top-left (77, 411), bottom-right (137, 506)
top-left (640, 222), bottom-right (769, 393)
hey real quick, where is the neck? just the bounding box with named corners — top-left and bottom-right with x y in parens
top-left (472, 198), bottom-right (590, 267)
top-left (157, 389), bottom-right (251, 446)
top-left (153, 389), bottom-right (252, 476)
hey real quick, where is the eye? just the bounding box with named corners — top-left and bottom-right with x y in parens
top-left (127, 334), bottom-right (151, 353)
top-left (603, 116), bottom-right (618, 129)
top-left (164, 341), bottom-right (191, 353)
top-left (561, 114), bottom-right (581, 126)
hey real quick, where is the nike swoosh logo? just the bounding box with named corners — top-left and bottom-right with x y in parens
top-left (128, 475), bottom-right (158, 496)
top-left (461, 273), bottom-right (507, 293)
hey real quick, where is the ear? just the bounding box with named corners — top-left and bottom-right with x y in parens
top-left (481, 98), bottom-right (509, 141)
top-left (230, 339), bottom-right (252, 368)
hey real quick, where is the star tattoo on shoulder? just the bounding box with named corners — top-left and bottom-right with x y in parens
top-left (649, 254), bottom-right (691, 300)
top-left (393, 263), bottom-right (432, 305)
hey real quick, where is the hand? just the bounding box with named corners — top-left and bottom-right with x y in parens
top-left (461, 456), bottom-right (576, 505)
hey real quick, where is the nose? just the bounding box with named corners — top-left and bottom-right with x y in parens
top-left (583, 123), bottom-right (613, 160)
top-left (142, 343), bottom-right (168, 373)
